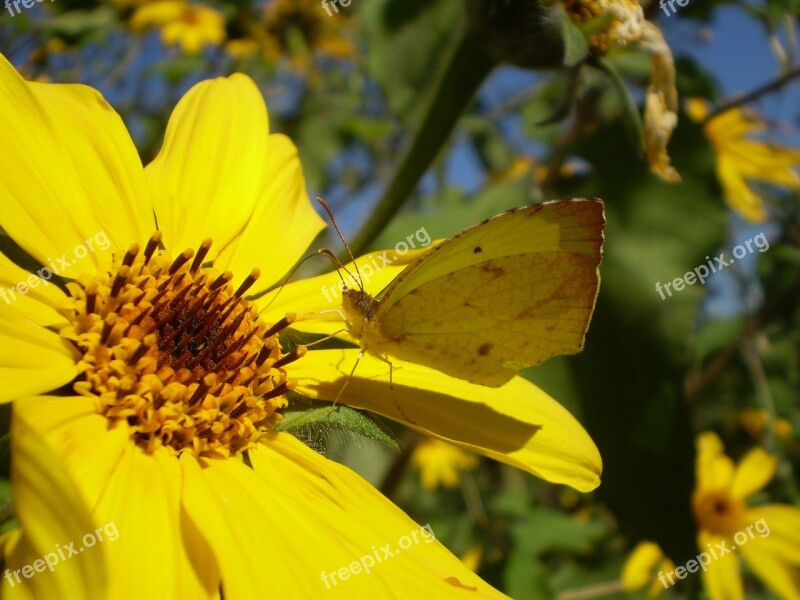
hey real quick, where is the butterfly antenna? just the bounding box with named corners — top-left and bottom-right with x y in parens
top-left (317, 197), bottom-right (365, 291)
top-left (257, 253), bottom-right (331, 315)
top-left (317, 248), bottom-right (359, 289)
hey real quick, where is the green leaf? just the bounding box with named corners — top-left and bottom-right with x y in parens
top-left (555, 4), bottom-right (590, 67)
top-left (275, 406), bottom-right (400, 452)
top-left (360, 0), bottom-right (465, 125)
top-left (41, 6), bottom-right (117, 41)
top-left (511, 508), bottom-right (608, 555)
top-left (504, 555), bottom-right (552, 600)
top-left (692, 317), bottom-right (747, 363)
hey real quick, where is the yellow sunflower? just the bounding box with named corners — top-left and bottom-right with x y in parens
top-left (687, 98), bottom-right (800, 222)
top-left (626, 433), bottom-right (800, 598)
top-left (130, 0), bottom-right (226, 55)
top-left (692, 431), bottom-right (800, 599)
top-left (411, 438), bottom-right (478, 490)
top-left (0, 53), bottom-right (601, 597)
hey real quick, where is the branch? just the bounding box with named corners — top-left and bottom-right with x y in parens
top-left (704, 64), bottom-right (800, 122)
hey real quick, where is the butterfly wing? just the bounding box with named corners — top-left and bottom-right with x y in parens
top-left (370, 199), bottom-right (605, 387)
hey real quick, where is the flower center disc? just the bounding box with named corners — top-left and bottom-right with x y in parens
top-left (59, 234), bottom-right (304, 458)
top-left (692, 489), bottom-right (745, 536)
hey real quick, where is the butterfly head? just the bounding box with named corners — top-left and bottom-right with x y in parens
top-left (341, 286), bottom-right (379, 339)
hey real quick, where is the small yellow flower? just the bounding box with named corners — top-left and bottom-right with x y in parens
top-left (688, 98), bottom-right (800, 222)
top-left (411, 438), bottom-right (478, 489)
top-left (224, 38), bottom-right (260, 60)
top-left (736, 408), bottom-right (793, 442)
top-left (461, 546), bottom-right (483, 573)
top-left (236, 0), bottom-right (355, 70)
top-left (131, 1), bottom-right (226, 55)
top-left (621, 541), bottom-right (675, 599)
top-left (692, 432), bottom-right (800, 599)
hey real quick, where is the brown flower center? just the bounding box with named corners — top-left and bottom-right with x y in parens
top-left (692, 489), bottom-right (745, 536)
top-left (58, 233), bottom-right (304, 458)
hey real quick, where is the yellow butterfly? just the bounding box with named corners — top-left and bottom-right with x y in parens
top-left (336, 199), bottom-right (605, 387)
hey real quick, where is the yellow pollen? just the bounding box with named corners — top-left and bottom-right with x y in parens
top-left (691, 489), bottom-right (746, 536)
top-left (58, 233), bottom-right (304, 458)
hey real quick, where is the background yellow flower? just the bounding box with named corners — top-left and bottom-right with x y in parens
top-left (131, 1), bottom-right (226, 54)
top-left (411, 438), bottom-right (479, 490)
top-left (688, 98), bottom-right (800, 221)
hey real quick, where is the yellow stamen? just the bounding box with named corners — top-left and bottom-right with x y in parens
top-left (58, 233), bottom-right (304, 458)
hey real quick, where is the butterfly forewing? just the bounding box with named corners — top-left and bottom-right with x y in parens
top-left (368, 199), bottom-right (605, 387)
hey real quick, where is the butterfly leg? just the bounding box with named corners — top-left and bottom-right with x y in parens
top-left (293, 309), bottom-right (350, 324)
top-left (328, 349), bottom-right (364, 413)
top-left (373, 354), bottom-right (416, 425)
top-left (301, 328), bottom-right (347, 348)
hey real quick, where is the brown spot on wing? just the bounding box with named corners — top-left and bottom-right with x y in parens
top-left (473, 246), bottom-right (483, 254)
top-left (478, 342), bottom-right (493, 356)
top-left (480, 263), bottom-right (505, 277)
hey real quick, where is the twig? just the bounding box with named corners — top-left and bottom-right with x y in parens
top-left (740, 340), bottom-right (777, 453)
top-left (685, 270), bottom-right (800, 401)
top-left (704, 64), bottom-right (800, 122)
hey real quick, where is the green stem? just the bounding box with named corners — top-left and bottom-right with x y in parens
top-left (347, 26), bottom-right (498, 257)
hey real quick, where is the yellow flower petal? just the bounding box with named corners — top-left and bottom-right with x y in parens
top-left (0, 54), bottom-right (152, 275)
top-left (95, 445), bottom-right (214, 598)
top-left (744, 506), bottom-right (800, 565)
top-left (3, 404), bottom-right (107, 599)
top-left (695, 432), bottom-right (734, 491)
top-left (696, 98), bottom-right (800, 222)
top-left (739, 532), bottom-right (800, 599)
top-left (15, 396), bottom-right (215, 598)
top-left (621, 541), bottom-right (664, 591)
top-left (146, 74), bottom-right (323, 292)
top-left (0, 311), bottom-right (77, 403)
top-left (730, 448), bottom-right (776, 499)
top-left (716, 157), bottom-right (769, 222)
top-left (698, 530), bottom-right (744, 600)
top-left (212, 134), bottom-right (325, 293)
top-left (0, 252), bottom-right (66, 326)
top-left (181, 433), bottom-right (507, 598)
top-left (293, 349), bottom-right (602, 492)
